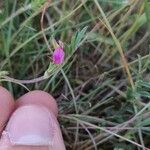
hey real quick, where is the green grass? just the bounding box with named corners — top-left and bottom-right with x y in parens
top-left (0, 0), bottom-right (150, 149)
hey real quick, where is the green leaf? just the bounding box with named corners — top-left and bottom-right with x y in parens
top-left (138, 80), bottom-right (150, 89)
top-left (121, 14), bottom-right (146, 44)
top-left (126, 87), bottom-right (134, 101)
top-left (139, 118), bottom-right (150, 126)
top-left (70, 32), bottom-right (78, 52)
top-left (98, 0), bottom-right (129, 8)
top-left (31, 0), bottom-right (45, 10)
top-left (144, 0), bottom-right (150, 33)
top-left (75, 26), bottom-right (88, 49)
top-left (138, 91), bottom-right (150, 98)
top-left (70, 26), bottom-right (88, 53)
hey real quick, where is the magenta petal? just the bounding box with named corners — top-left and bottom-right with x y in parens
top-left (52, 48), bottom-right (65, 64)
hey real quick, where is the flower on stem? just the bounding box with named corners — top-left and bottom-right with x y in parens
top-left (52, 44), bottom-right (64, 64)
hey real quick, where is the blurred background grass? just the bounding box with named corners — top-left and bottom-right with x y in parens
top-left (0, 0), bottom-right (150, 149)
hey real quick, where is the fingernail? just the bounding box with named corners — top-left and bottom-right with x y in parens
top-left (5, 105), bottom-right (56, 145)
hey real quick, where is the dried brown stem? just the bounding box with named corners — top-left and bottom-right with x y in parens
top-left (3, 75), bottom-right (47, 84)
top-left (40, 0), bottom-right (52, 52)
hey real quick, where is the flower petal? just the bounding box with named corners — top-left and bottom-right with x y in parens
top-left (52, 48), bottom-right (64, 64)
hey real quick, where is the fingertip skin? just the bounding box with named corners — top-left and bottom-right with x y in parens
top-left (0, 89), bottom-right (66, 150)
top-left (0, 86), bottom-right (15, 133)
top-left (15, 90), bottom-right (58, 117)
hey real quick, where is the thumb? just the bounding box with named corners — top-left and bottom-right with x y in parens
top-left (0, 91), bottom-right (66, 150)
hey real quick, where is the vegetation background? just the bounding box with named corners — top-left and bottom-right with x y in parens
top-left (0, 0), bottom-right (150, 149)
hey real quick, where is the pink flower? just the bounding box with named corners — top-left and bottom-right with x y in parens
top-left (52, 47), bottom-right (64, 64)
